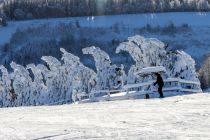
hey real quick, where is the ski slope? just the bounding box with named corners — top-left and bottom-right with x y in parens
top-left (0, 93), bottom-right (210, 140)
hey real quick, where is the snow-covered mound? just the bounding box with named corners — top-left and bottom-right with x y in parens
top-left (0, 93), bottom-right (209, 140)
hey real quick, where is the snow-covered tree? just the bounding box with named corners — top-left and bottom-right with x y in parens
top-left (26, 64), bottom-right (47, 105)
top-left (83, 46), bottom-right (126, 90)
top-left (0, 48), bottom-right (97, 107)
top-left (41, 56), bottom-right (63, 104)
top-left (164, 50), bottom-right (198, 81)
top-left (0, 35), bottom-right (202, 108)
top-left (116, 35), bottom-right (167, 84)
top-left (10, 61), bottom-right (32, 106)
top-left (60, 48), bottom-right (96, 102)
top-left (116, 35), bottom-right (201, 91)
top-left (0, 65), bottom-right (13, 107)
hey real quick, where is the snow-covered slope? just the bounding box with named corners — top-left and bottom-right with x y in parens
top-left (0, 12), bottom-right (210, 68)
top-left (0, 93), bottom-right (209, 140)
top-left (1, 12), bottom-right (210, 46)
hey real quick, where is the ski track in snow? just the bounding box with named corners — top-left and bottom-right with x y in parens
top-left (0, 93), bottom-right (210, 140)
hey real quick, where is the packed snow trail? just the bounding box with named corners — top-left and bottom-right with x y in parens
top-left (0, 93), bottom-right (210, 140)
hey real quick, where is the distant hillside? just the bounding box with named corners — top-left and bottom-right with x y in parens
top-left (1, 0), bottom-right (210, 20)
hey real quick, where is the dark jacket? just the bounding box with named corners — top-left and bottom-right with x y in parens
top-left (154, 74), bottom-right (164, 87)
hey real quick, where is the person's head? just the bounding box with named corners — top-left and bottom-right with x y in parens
top-left (155, 73), bottom-right (159, 76)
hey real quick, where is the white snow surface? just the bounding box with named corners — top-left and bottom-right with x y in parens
top-left (0, 93), bottom-right (210, 140)
top-left (135, 66), bottom-right (166, 75)
top-left (1, 12), bottom-right (210, 46)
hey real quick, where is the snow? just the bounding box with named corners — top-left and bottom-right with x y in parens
top-left (1, 12), bottom-right (210, 46)
top-left (0, 35), bottom-right (201, 107)
top-left (0, 12), bottom-right (210, 69)
top-left (0, 93), bottom-right (209, 139)
top-left (135, 66), bottom-right (166, 75)
top-left (115, 35), bottom-right (200, 90)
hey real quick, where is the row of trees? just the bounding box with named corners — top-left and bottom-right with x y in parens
top-left (0, 35), bottom-right (201, 107)
top-left (1, 0), bottom-right (210, 20)
top-left (0, 48), bottom-right (97, 107)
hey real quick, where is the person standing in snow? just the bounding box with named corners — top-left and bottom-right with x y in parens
top-left (153, 73), bottom-right (164, 98)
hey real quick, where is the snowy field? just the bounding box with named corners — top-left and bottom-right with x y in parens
top-left (1, 12), bottom-right (210, 45)
top-left (0, 93), bottom-right (210, 140)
